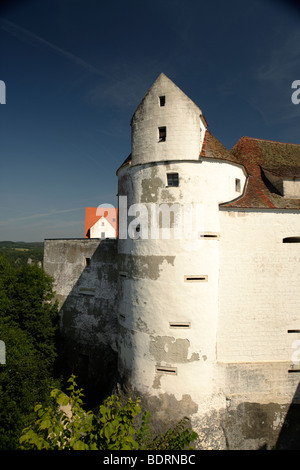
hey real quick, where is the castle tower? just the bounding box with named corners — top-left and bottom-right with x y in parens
top-left (116, 74), bottom-right (246, 432)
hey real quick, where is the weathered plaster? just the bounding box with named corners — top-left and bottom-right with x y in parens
top-left (150, 336), bottom-right (199, 363)
top-left (141, 175), bottom-right (163, 203)
top-left (118, 253), bottom-right (175, 280)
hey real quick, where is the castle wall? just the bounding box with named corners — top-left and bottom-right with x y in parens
top-left (43, 238), bottom-right (119, 403)
top-left (213, 209), bottom-right (300, 449)
top-left (218, 209), bottom-right (300, 364)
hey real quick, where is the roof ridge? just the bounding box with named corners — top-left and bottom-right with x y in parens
top-left (238, 136), bottom-right (300, 147)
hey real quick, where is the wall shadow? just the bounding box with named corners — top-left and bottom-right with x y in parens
top-left (45, 238), bottom-right (119, 409)
top-left (275, 382), bottom-right (300, 449)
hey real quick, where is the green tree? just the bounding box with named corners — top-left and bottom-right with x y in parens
top-left (0, 322), bottom-right (55, 449)
top-left (20, 375), bottom-right (198, 450)
top-left (9, 263), bottom-right (59, 368)
top-left (0, 256), bottom-right (60, 449)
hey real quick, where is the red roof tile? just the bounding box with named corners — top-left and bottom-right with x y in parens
top-left (221, 136), bottom-right (300, 210)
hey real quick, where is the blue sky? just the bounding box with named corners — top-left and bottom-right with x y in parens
top-left (0, 0), bottom-right (299, 242)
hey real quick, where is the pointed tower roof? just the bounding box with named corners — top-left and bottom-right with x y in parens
top-left (131, 73), bottom-right (204, 123)
top-left (129, 73), bottom-right (208, 165)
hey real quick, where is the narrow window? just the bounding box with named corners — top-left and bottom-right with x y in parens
top-left (101, 232), bottom-right (105, 239)
top-left (155, 366), bottom-right (177, 375)
top-left (158, 126), bottom-right (166, 142)
top-left (283, 237), bottom-right (300, 243)
top-left (288, 369), bottom-right (300, 373)
top-left (119, 272), bottom-right (127, 278)
top-left (288, 330), bottom-right (300, 333)
top-left (85, 257), bottom-right (91, 267)
top-left (78, 287), bottom-right (95, 296)
top-left (119, 313), bottom-right (126, 320)
top-left (235, 178), bottom-right (241, 192)
top-left (159, 96), bottom-right (165, 107)
top-left (169, 322), bottom-right (191, 329)
top-left (184, 275), bottom-right (208, 282)
top-left (167, 173), bottom-right (179, 187)
top-left (199, 232), bottom-right (220, 240)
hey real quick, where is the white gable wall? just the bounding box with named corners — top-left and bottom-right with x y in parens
top-left (90, 216), bottom-right (116, 238)
top-left (218, 209), bottom-right (300, 363)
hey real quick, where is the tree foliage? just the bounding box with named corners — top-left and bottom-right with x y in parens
top-left (20, 375), bottom-right (198, 450)
top-left (0, 256), bottom-right (60, 449)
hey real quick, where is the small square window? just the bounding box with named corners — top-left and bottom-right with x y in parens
top-left (167, 173), bottom-right (179, 187)
top-left (158, 126), bottom-right (166, 142)
top-left (159, 96), bottom-right (165, 106)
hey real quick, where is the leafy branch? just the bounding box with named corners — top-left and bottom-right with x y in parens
top-left (19, 375), bottom-right (198, 450)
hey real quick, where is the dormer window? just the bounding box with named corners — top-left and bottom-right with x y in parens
top-left (159, 96), bottom-right (165, 107)
top-left (158, 126), bottom-right (166, 142)
top-left (262, 168), bottom-right (300, 199)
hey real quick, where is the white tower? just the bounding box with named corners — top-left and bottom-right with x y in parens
top-left (117, 74), bottom-right (246, 430)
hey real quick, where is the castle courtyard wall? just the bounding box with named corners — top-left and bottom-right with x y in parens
top-left (43, 238), bottom-right (119, 404)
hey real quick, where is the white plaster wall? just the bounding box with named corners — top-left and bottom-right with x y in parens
top-left (131, 74), bottom-right (206, 165)
top-left (218, 209), bottom-right (300, 364)
top-left (284, 179), bottom-right (300, 198)
top-left (118, 160), bottom-right (246, 237)
top-left (118, 159), bottom-right (246, 400)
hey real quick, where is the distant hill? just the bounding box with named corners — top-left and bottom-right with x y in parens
top-left (0, 241), bottom-right (44, 267)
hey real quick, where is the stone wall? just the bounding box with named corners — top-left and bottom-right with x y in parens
top-left (44, 238), bottom-right (119, 405)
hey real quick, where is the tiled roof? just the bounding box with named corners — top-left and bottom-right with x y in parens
top-left (200, 130), bottom-right (241, 164)
top-left (220, 136), bottom-right (300, 210)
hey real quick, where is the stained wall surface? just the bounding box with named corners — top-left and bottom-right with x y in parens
top-left (44, 238), bottom-right (119, 403)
